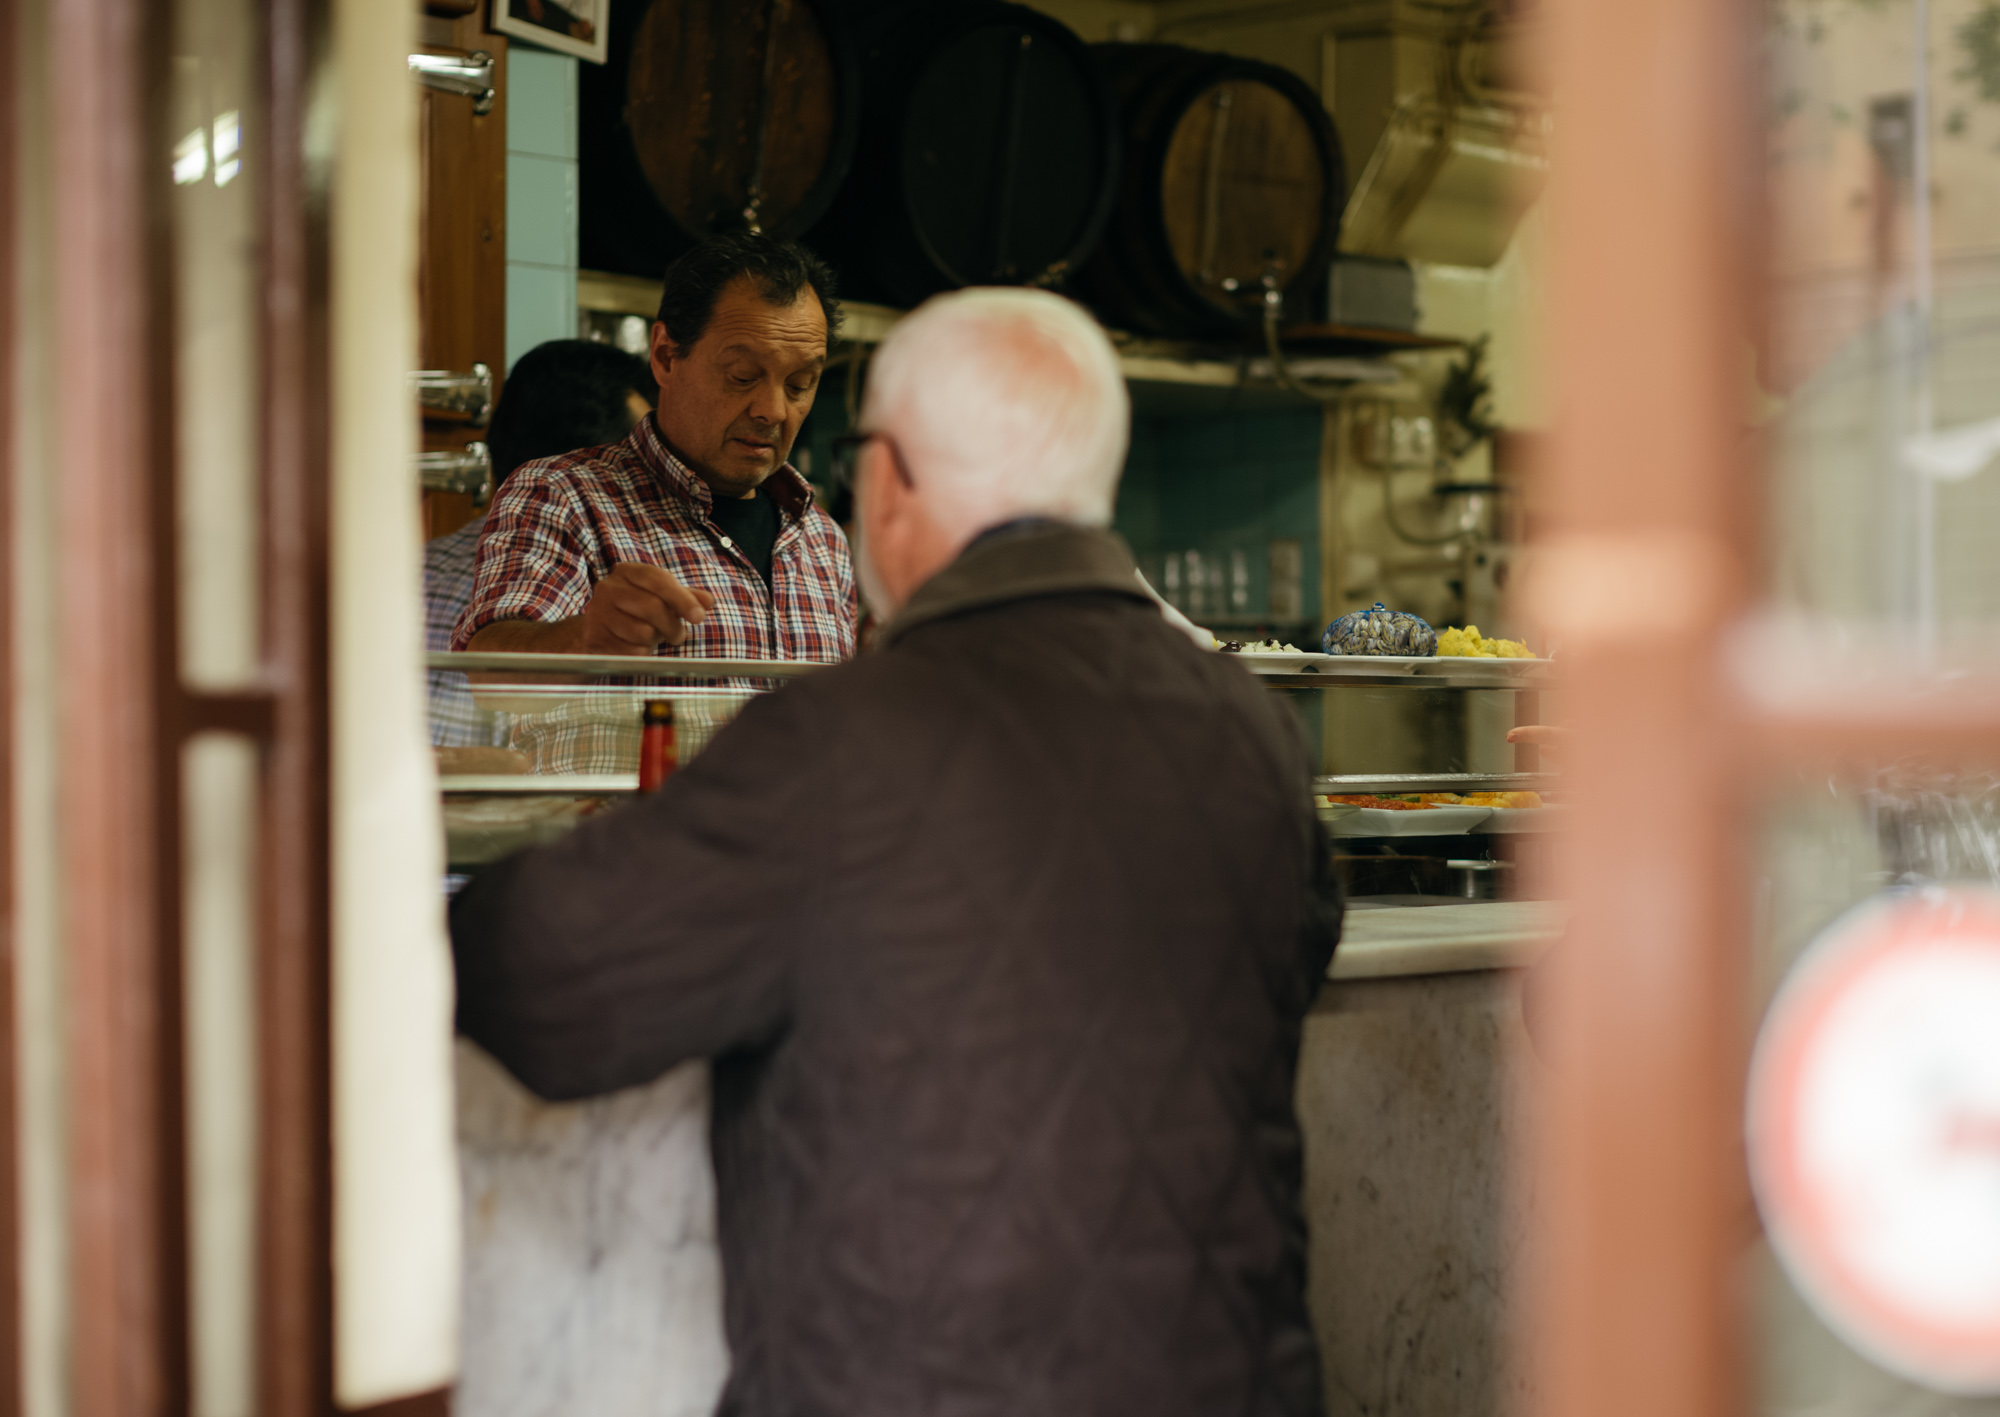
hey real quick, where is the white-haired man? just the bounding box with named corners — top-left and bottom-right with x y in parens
top-left (450, 288), bottom-right (1344, 1417)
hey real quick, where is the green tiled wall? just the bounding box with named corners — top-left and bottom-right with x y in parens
top-left (504, 47), bottom-right (579, 372)
top-left (1113, 409), bottom-right (1323, 637)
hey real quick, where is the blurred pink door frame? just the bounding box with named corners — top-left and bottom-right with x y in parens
top-left (1535, 1), bottom-right (1760, 1411)
top-left (1536, 3), bottom-right (2000, 1417)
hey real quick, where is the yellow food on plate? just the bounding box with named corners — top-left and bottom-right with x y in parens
top-left (1436, 625), bottom-right (1535, 659)
top-left (1461, 791), bottom-right (1542, 809)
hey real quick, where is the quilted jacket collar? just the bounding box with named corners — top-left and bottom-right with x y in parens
top-left (882, 522), bottom-right (1152, 646)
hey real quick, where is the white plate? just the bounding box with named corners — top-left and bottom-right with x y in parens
top-left (1473, 806), bottom-right (1563, 834)
top-left (1315, 653), bottom-right (1432, 671)
top-left (1410, 655), bottom-right (1553, 677)
top-left (1320, 805), bottom-right (1492, 837)
top-left (1221, 650), bottom-right (1321, 674)
top-left (1232, 652), bottom-right (1428, 676)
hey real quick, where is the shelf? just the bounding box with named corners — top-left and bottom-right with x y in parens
top-left (1259, 666), bottom-right (1558, 690)
top-left (442, 773), bottom-right (636, 794)
top-left (577, 270), bottom-right (664, 317)
top-left (574, 274), bottom-right (1423, 402)
top-left (1275, 323), bottom-right (1464, 356)
top-left (429, 651), bottom-right (826, 680)
top-left (1314, 772), bottom-right (1556, 795)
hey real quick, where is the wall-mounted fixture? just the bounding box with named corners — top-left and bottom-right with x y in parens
top-left (409, 50), bottom-right (496, 115)
top-left (416, 441), bottom-right (492, 502)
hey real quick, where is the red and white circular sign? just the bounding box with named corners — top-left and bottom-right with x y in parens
top-left (1748, 886), bottom-right (2000, 1393)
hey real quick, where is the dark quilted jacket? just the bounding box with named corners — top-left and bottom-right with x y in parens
top-left (452, 524), bottom-right (1343, 1417)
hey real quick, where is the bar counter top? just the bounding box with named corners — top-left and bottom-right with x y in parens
top-left (1330, 899), bottom-right (1562, 981)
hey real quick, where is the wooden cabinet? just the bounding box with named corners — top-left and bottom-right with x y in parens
top-left (417, 9), bottom-right (507, 539)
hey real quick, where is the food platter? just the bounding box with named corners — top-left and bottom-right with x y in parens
top-left (1227, 651), bottom-right (1427, 676)
top-left (1228, 651), bottom-right (1556, 685)
top-left (1319, 805), bottom-right (1492, 837)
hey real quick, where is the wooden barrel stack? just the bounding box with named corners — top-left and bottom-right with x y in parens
top-left (579, 0), bottom-right (861, 277)
top-left (1077, 44), bottom-right (1346, 337)
top-left (805, 0), bottom-right (1121, 310)
top-left (578, 4), bottom-right (1346, 341)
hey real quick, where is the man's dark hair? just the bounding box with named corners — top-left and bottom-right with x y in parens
top-left (654, 231), bottom-right (842, 353)
top-left (487, 339), bottom-right (655, 484)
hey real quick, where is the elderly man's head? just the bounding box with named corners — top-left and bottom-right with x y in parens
top-left (852, 288), bottom-right (1129, 616)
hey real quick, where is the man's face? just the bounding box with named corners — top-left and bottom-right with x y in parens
top-left (650, 276), bottom-right (827, 500)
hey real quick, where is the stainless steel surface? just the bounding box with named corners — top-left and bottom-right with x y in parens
top-left (429, 651), bottom-right (827, 680)
top-left (441, 774), bottom-right (637, 794)
top-left (412, 363), bottom-right (493, 424)
top-left (1242, 652), bottom-right (1557, 689)
top-left (1261, 669), bottom-right (1556, 690)
top-left (416, 440), bottom-right (491, 498)
top-left (1315, 772), bottom-right (1558, 794)
top-left (409, 50), bottom-right (496, 114)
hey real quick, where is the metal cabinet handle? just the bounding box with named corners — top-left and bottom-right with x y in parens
top-left (412, 363), bottom-right (493, 425)
top-left (416, 441), bottom-right (493, 501)
top-left (409, 50), bottom-right (495, 115)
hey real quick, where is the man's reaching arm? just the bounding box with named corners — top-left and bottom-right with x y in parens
top-left (450, 685), bottom-right (823, 1100)
top-left (467, 561), bottom-right (718, 657)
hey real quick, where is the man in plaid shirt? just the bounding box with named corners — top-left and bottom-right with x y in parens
top-left (426, 339), bottom-right (655, 749)
top-left (453, 233), bottom-right (857, 770)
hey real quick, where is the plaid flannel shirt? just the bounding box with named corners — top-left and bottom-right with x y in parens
top-left (451, 417), bottom-right (857, 772)
top-left (424, 511), bottom-right (496, 749)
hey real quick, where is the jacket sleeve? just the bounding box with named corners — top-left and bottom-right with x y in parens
top-left (1274, 697), bottom-right (1343, 984)
top-left (1300, 814), bottom-right (1344, 981)
top-left (450, 686), bottom-right (823, 1101)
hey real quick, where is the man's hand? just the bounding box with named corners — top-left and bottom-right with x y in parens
top-left (462, 562), bottom-right (717, 662)
top-left (1504, 725), bottom-right (1571, 749)
top-left (577, 562), bottom-right (716, 655)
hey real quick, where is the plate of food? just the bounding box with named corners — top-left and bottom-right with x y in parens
top-left (1397, 789), bottom-right (1558, 833)
top-left (1217, 639), bottom-right (1319, 675)
top-left (1323, 603), bottom-right (1438, 656)
top-left (1226, 649), bottom-right (1428, 676)
top-left (1315, 794), bottom-right (1491, 837)
top-left (1418, 626), bottom-right (1552, 677)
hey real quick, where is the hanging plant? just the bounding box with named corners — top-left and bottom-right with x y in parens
top-left (1439, 333), bottom-right (1499, 460)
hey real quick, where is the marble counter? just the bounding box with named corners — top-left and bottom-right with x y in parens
top-left (455, 1043), bottom-right (729, 1417)
top-left (449, 899), bottom-right (1561, 1417)
top-left (1299, 911), bottom-right (1550, 1417)
top-left (1332, 900), bottom-right (1562, 981)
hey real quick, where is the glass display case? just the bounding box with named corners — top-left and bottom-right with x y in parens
top-left (430, 647), bottom-right (1561, 903)
top-left (432, 652), bottom-right (818, 868)
top-left (1239, 651), bottom-right (1558, 905)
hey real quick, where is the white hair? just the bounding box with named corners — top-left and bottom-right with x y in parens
top-left (860, 287), bottom-right (1130, 543)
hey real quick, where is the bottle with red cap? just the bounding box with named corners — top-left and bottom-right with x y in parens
top-left (638, 700), bottom-right (677, 792)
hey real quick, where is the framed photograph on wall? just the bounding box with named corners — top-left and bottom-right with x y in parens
top-left (491, 0), bottom-right (609, 65)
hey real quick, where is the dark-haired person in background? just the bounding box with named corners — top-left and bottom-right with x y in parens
top-left (425, 338), bottom-right (655, 749)
top-left (451, 231), bottom-right (857, 674)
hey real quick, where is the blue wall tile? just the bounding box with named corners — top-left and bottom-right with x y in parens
top-left (507, 49), bottom-right (577, 161)
top-left (505, 153), bottom-right (577, 269)
top-left (506, 264), bottom-right (578, 371)
top-left (504, 47), bottom-right (580, 369)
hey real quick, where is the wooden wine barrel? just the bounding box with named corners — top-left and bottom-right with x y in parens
top-left (805, 1), bottom-right (1120, 309)
top-left (1076, 45), bottom-right (1345, 338)
top-left (579, 0), bottom-right (860, 278)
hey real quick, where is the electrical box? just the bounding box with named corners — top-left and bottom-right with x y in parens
top-left (1327, 255), bottom-right (1417, 331)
